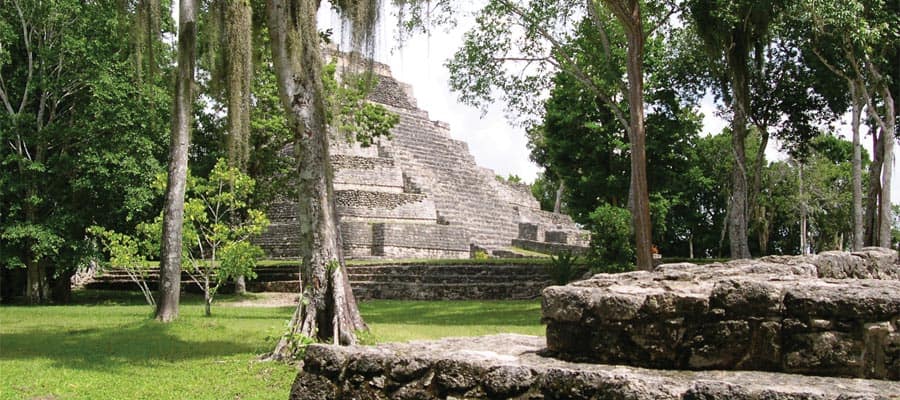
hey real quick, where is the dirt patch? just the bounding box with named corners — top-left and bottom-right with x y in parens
top-left (226, 292), bottom-right (299, 308)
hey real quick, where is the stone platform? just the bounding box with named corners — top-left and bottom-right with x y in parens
top-left (289, 334), bottom-right (900, 400)
top-left (542, 248), bottom-right (900, 380)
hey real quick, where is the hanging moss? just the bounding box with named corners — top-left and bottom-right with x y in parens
top-left (224, 0), bottom-right (253, 170)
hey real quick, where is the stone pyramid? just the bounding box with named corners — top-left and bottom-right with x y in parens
top-left (256, 60), bottom-right (588, 259)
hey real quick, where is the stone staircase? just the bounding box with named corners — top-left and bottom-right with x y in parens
top-left (286, 249), bottom-right (900, 400)
top-left (84, 262), bottom-right (555, 300)
top-left (254, 58), bottom-right (590, 260)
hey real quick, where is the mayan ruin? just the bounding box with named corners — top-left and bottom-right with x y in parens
top-left (256, 60), bottom-right (589, 260)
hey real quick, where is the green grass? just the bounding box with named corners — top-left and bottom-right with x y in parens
top-left (0, 292), bottom-right (542, 400)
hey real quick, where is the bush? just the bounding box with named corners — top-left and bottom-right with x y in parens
top-left (587, 204), bottom-right (635, 272)
top-left (544, 251), bottom-right (585, 285)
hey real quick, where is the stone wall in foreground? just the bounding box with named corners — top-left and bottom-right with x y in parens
top-left (542, 247), bottom-right (900, 380)
top-left (290, 334), bottom-right (900, 400)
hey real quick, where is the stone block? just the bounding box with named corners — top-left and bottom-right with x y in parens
top-left (542, 249), bottom-right (900, 380)
top-left (289, 335), bottom-right (900, 400)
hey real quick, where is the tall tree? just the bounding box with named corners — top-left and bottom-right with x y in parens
top-left (432, 0), bottom-right (679, 269)
top-left (687, 0), bottom-right (787, 259)
top-left (798, 0), bottom-right (896, 250)
top-left (595, 0), bottom-right (652, 269)
top-left (263, 0), bottom-right (374, 359)
top-left (1, 0), bottom-right (170, 303)
top-left (156, 0), bottom-right (199, 322)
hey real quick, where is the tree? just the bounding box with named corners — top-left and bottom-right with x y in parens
top-left (526, 16), bottom-right (705, 259)
top-left (799, 0), bottom-right (897, 248)
top-left (179, 159), bottom-right (268, 316)
top-left (263, 0), bottom-right (378, 359)
top-left (157, 0), bottom-right (199, 322)
top-left (686, 0), bottom-right (789, 259)
top-left (435, 0), bottom-right (680, 269)
top-left (1, 0), bottom-right (170, 303)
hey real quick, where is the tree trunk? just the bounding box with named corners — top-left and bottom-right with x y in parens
top-left (864, 128), bottom-right (883, 246)
top-left (750, 129), bottom-right (768, 255)
top-left (553, 180), bottom-right (565, 214)
top-left (25, 257), bottom-right (48, 305)
top-left (155, 0), bottom-right (197, 322)
top-left (688, 232), bottom-right (694, 259)
top-left (799, 164), bottom-right (808, 255)
top-left (265, 0), bottom-right (366, 360)
top-left (726, 47), bottom-right (751, 259)
top-left (611, 0), bottom-right (652, 271)
top-left (876, 87), bottom-right (894, 249)
top-left (850, 81), bottom-right (864, 251)
top-left (224, 0), bottom-right (253, 295)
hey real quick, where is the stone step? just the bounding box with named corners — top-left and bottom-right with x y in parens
top-left (542, 248), bottom-right (900, 380)
top-left (290, 334), bottom-right (900, 400)
top-left (347, 273), bottom-right (550, 284)
top-left (349, 281), bottom-right (547, 300)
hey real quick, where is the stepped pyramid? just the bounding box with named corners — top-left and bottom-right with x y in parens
top-left (256, 59), bottom-right (588, 259)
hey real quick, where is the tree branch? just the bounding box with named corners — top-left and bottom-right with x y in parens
top-left (495, 0), bottom-right (631, 132)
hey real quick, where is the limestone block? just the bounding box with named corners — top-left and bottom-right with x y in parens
top-left (289, 335), bottom-right (900, 400)
top-left (542, 250), bottom-right (900, 380)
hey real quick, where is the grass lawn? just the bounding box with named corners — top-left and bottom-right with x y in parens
top-left (0, 291), bottom-right (543, 400)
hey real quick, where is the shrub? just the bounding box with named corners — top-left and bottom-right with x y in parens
top-left (545, 251), bottom-right (585, 285)
top-left (587, 203), bottom-right (635, 273)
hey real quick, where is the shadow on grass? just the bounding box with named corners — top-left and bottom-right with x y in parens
top-left (0, 321), bottom-right (259, 372)
top-left (359, 300), bottom-right (542, 327)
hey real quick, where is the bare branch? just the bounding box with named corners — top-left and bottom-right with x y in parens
top-left (13, 0), bottom-right (33, 116)
top-left (496, 0), bottom-right (631, 131)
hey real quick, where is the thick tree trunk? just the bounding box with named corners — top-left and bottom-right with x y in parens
top-left (850, 81), bottom-right (864, 251)
top-left (726, 49), bottom-right (751, 259)
top-left (265, 0), bottom-right (366, 360)
top-left (25, 257), bottom-right (48, 305)
top-left (155, 0), bottom-right (197, 322)
top-left (611, 0), bottom-right (652, 271)
top-left (224, 0), bottom-right (253, 295)
top-left (750, 129), bottom-right (768, 255)
top-left (875, 87), bottom-right (894, 249)
top-left (553, 180), bottom-right (565, 214)
top-left (865, 129), bottom-right (883, 245)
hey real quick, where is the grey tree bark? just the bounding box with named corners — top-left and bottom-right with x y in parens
top-left (265, 0), bottom-right (367, 360)
top-left (155, 0), bottom-right (198, 322)
top-left (850, 81), bottom-right (864, 251)
top-left (602, 0), bottom-right (652, 271)
top-left (553, 180), bottom-right (564, 214)
top-left (726, 47), bottom-right (752, 260)
top-left (864, 131), bottom-right (883, 245)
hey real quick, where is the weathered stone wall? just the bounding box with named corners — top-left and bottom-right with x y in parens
top-left (340, 221), bottom-right (469, 260)
top-left (255, 59), bottom-right (589, 259)
top-left (347, 263), bottom-right (551, 300)
top-left (290, 334), bottom-right (900, 400)
top-left (542, 248), bottom-right (900, 380)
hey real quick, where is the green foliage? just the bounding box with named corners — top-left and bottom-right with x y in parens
top-left (0, 0), bottom-right (170, 300)
top-left (88, 226), bottom-right (157, 307)
top-left (544, 251), bottom-right (584, 285)
top-left (179, 159), bottom-right (269, 314)
top-left (472, 250), bottom-right (490, 260)
top-left (587, 204), bottom-right (635, 272)
top-left (322, 61), bottom-right (400, 147)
